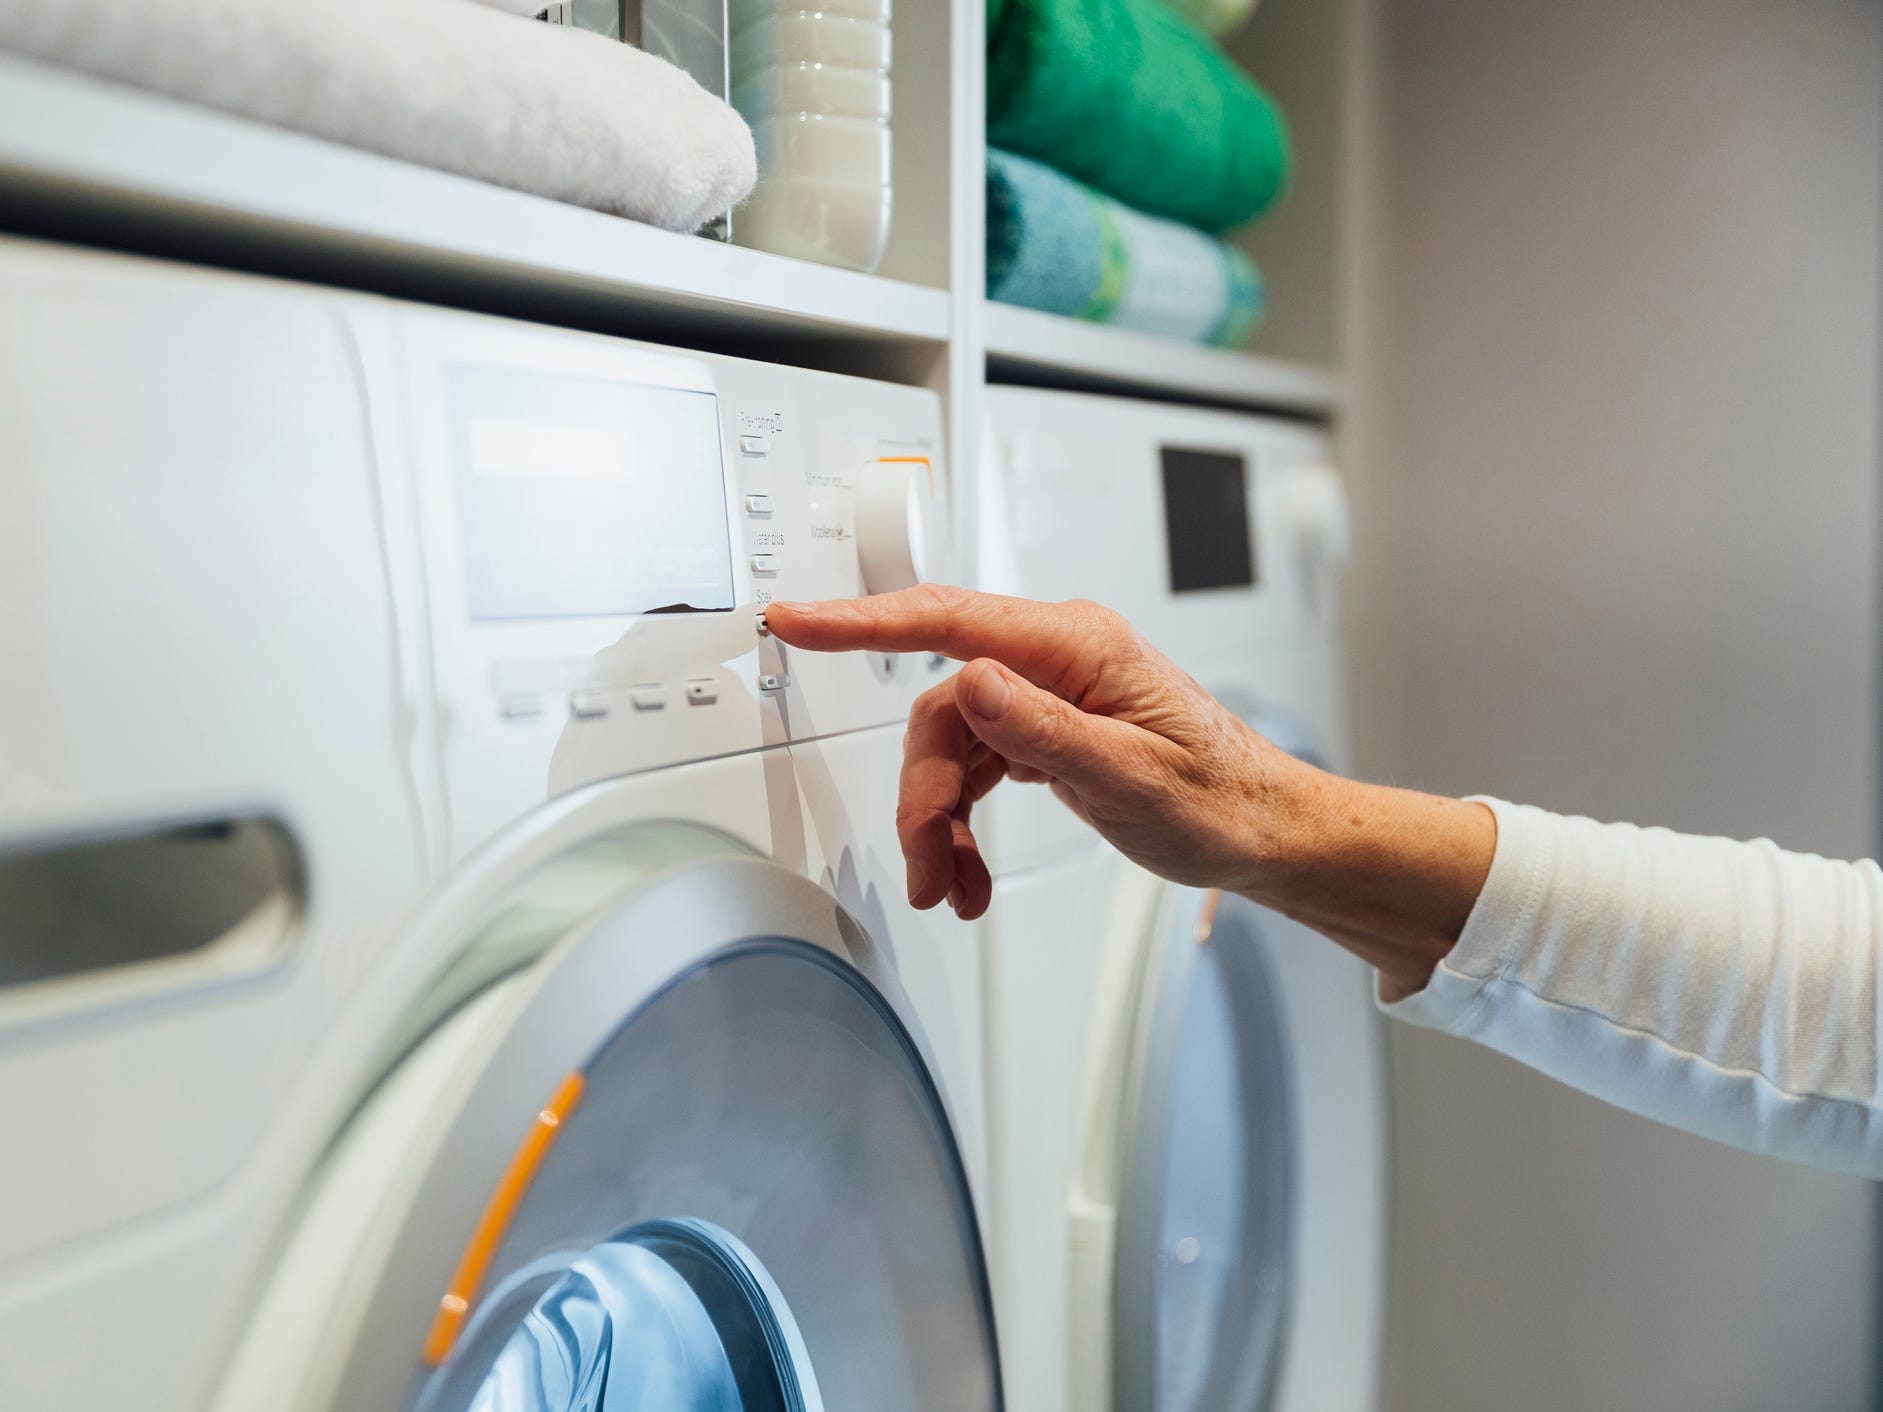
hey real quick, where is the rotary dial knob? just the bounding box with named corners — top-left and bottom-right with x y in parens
top-left (855, 456), bottom-right (946, 595)
top-left (1280, 463), bottom-right (1351, 568)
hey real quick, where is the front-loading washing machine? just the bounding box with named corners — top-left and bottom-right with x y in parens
top-left (970, 386), bottom-right (1386, 1412)
top-left (0, 235), bottom-right (999, 1410)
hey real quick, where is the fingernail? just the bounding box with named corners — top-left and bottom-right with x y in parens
top-left (777, 600), bottom-right (817, 616)
top-left (907, 859), bottom-right (931, 903)
top-left (963, 667), bottom-right (1013, 721)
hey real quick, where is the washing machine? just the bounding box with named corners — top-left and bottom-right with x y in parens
top-left (0, 235), bottom-right (1000, 1410)
top-left (971, 386), bottom-right (1387, 1412)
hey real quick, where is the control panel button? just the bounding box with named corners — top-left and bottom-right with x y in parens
top-left (685, 677), bottom-right (719, 705)
top-left (749, 553), bottom-right (779, 575)
top-left (569, 689), bottom-right (609, 720)
top-left (499, 694), bottom-right (545, 721)
top-left (739, 435), bottom-right (769, 457)
top-left (758, 672), bottom-right (791, 693)
top-left (755, 613), bottom-right (771, 638)
top-left (744, 494), bottom-right (774, 517)
top-left (630, 683), bottom-right (667, 711)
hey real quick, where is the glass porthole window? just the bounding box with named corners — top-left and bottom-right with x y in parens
top-left (408, 939), bottom-right (999, 1412)
top-left (1118, 892), bottom-right (1297, 1412)
top-left (426, 1219), bottom-right (819, 1412)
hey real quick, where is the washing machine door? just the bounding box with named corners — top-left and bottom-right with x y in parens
top-left (224, 838), bottom-right (1001, 1412)
top-left (1111, 887), bottom-right (1297, 1412)
top-left (1106, 712), bottom-right (1328, 1411)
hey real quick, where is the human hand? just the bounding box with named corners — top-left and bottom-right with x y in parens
top-left (763, 586), bottom-right (1321, 921)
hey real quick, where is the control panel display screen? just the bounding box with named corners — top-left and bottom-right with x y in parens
top-left (449, 367), bottom-right (735, 620)
top-left (1160, 447), bottom-right (1256, 593)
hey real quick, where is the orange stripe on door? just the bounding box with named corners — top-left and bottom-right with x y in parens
top-left (421, 1070), bottom-right (587, 1367)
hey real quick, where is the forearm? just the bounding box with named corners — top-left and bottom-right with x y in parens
top-left (1373, 797), bottom-right (1883, 1175)
top-left (1244, 766), bottom-right (1497, 1002)
top-left (768, 585), bottom-right (1883, 1175)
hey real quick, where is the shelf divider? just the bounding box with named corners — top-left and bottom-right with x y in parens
top-left (983, 303), bottom-right (1341, 416)
top-left (0, 54), bottom-right (950, 348)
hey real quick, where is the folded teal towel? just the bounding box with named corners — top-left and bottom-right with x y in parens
top-left (987, 0), bottom-right (1289, 232)
top-left (987, 149), bottom-right (1263, 347)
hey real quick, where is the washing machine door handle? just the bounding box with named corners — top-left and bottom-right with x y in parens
top-left (0, 807), bottom-right (305, 1033)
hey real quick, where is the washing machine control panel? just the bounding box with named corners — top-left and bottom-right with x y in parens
top-left (391, 306), bottom-right (953, 857)
top-left (980, 385), bottom-right (1345, 662)
top-left (724, 404), bottom-right (947, 609)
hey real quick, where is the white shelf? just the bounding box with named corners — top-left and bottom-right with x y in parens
top-left (983, 303), bottom-right (1340, 416)
top-left (0, 55), bottom-right (949, 347)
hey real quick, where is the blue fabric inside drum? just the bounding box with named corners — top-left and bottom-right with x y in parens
top-left (440, 1219), bottom-right (810, 1412)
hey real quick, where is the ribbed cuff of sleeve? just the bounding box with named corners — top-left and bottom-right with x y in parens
top-left (1378, 797), bottom-right (1558, 1035)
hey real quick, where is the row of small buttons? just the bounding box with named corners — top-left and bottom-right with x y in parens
top-left (499, 676), bottom-right (720, 721)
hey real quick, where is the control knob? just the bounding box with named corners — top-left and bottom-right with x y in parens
top-left (1281, 463), bottom-right (1351, 569)
top-left (855, 456), bottom-right (948, 594)
top-left (1278, 463), bottom-right (1350, 613)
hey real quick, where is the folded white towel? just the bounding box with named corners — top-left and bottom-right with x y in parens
top-left (0, 0), bottom-right (756, 233)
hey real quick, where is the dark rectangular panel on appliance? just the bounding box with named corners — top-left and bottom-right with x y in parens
top-left (1160, 447), bottom-right (1256, 593)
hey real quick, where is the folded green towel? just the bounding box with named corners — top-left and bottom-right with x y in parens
top-left (987, 149), bottom-right (1263, 347)
top-left (987, 0), bottom-right (1290, 232)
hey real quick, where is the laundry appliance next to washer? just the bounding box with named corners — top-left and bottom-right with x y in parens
top-left (971, 386), bottom-right (1387, 1412)
top-left (0, 235), bottom-right (1000, 1411)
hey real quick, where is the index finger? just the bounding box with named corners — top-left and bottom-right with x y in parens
top-left (764, 585), bottom-right (1111, 696)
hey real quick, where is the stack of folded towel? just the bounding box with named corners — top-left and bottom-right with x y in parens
top-left (0, 0), bottom-right (756, 235)
top-left (986, 0), bottom-right (1284, 347)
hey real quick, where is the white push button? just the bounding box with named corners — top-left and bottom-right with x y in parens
top-left (569, 689), bottom-right (609, 720)
top-left (630, 683), bottom-right (667, 711)
top-left (758, 672), bottom-right (791, 693)
top-left (744, 494), bottom-right (774, 516)
top-left (755, 613), bottom-right (771, 638)
top-left (749, 553), bottom-right (779, 575)
top-left (499, 694), bottom-right (544, 721)
top-left (685, 677), bottom-right (719, 705)
top-left (739, 435), bottom-right (769, 457)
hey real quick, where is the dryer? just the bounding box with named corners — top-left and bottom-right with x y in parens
top-left (0, 236), bottom-right (998, 1410)
top-left (973, 386), bottom-right (1386, 1412)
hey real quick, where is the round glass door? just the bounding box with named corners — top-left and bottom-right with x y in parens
top-left (410, 938), bottom-right (1000, 1412)
top-left (1119, 893), bottom-right (1296, 1412)
top-left (425, 1218), bottom-right (818, 1412)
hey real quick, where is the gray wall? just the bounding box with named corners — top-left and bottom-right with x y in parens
top-left (1343, 1), bottom-right (1883, 1407)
